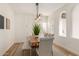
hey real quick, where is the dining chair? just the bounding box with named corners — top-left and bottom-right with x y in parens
top-left (36, 38), bottom-right (53, 56)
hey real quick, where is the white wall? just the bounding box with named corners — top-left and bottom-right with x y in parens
top-left (72, 4), bottom-right (79, 39)
top-left (0, 4), bottom-right (15, 55)
top-left (14, 13), bottom-right (34, 49)
top-left (53, 4), bottom-right (79, 53)
top-left (48, 14), bottom-right (54, 34)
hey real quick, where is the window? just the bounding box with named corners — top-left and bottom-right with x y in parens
top-left (42, 22), bottom-right (47, 33)
top-left (59, 11), bottom-right (67, 37)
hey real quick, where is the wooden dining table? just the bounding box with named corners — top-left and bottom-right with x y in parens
top-left (29, 37), bottom-right (40, 56)
top-left (29, 37), bottom-right (40, 47)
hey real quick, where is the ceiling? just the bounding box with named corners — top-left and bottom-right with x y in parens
top-left (9, 3), bottom-right (66, 16)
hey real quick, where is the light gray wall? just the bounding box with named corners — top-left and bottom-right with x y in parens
top-left (0, 4), bottom-right (15, 55)
top-left (53, 4), bottom-right (79, 52)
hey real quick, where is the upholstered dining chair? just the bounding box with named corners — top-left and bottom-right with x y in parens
top-left (36, 37), bottom-right (53, 56)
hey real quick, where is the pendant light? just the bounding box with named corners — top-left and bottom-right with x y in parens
top-left (35, 3), bottom-right (40, 20)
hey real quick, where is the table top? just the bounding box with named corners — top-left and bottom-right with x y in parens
top-left (30, 38), bottom-right (40, 43)
top-left (29, 37), bottom-right (40, 48)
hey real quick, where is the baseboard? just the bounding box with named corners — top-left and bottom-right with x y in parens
top-left (53, 41), bottom-right (79, 56)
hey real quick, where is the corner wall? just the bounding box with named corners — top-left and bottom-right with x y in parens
top-left (53, 4), bottom-right (79, 52)
top-left (0, 4), bottom-right (15, 55)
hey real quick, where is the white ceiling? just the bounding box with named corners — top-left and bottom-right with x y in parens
top-left (9, 3), bottom-right (65, 16)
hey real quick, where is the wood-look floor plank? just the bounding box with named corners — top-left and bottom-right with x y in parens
top-left (3, 42), bottom-right (23, 56)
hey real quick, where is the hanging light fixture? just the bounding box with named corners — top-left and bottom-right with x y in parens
top-left (35, 3), bottom-right (40, 20)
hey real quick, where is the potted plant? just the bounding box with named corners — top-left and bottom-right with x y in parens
top-left (33, 23), bottom-right (40, 39)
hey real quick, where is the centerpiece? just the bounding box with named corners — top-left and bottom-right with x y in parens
top-left (33, 23), bottom-right (40, 39)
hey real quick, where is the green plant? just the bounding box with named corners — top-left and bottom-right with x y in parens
top-left (33, 24), bottom-right (40, 35)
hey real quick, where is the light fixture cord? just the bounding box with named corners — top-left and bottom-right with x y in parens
top-left (36, 3), bottom-right (39, 18)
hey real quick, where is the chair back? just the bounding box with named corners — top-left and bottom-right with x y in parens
top-left (38, 38), bottom-right (53, 56)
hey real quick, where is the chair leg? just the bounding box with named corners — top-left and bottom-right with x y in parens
top-left (52, 50), bottom-right (53, 56)
top-left (30, 48), bottom-right (32, 56)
